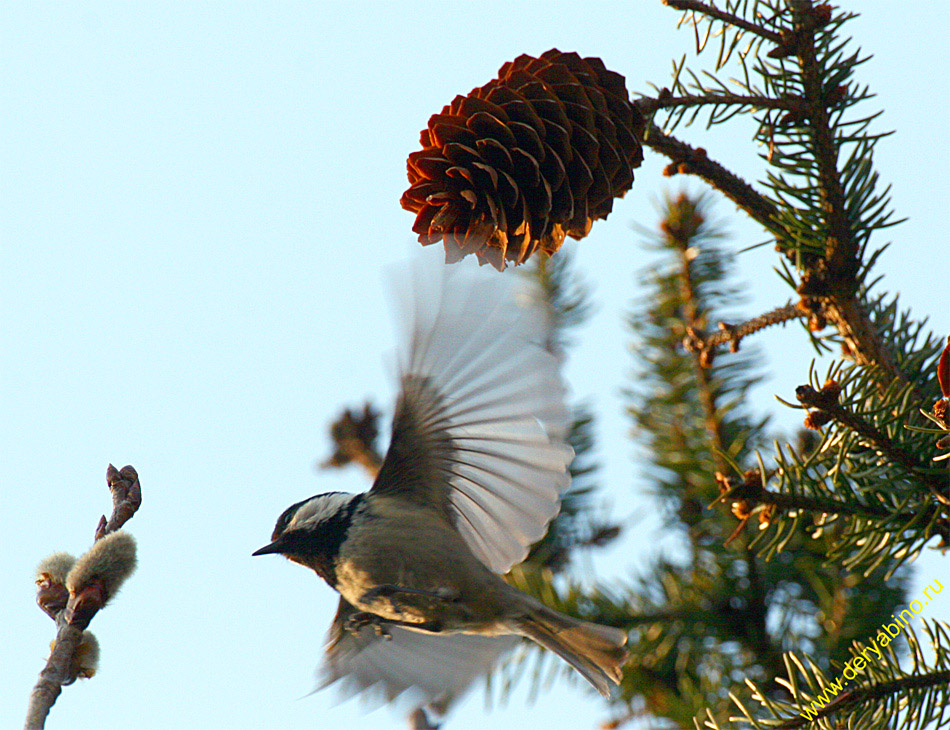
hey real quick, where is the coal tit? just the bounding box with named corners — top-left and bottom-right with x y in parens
top-left (254, 253), bottom-right (627, 719)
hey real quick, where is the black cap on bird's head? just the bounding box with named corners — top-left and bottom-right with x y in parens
top-left (252, 496), bottom-right (311, 557)
top-left (252, 492), bottom-right (364, 585)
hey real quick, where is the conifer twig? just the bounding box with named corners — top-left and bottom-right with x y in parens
top-left (667, 196), bottom-right (784, 678)
top-left (662, 0), bottom-right (785, 44)
top-left (715, 470), bottom-right (949, 543)
top-left (638, 91), bottom-right (802, 117)
top-left (683, 301), bottom-right (805, 365)
top-left (770, 669), bottom-right (950, 729)
top-left (25, 466), bottom-right (141, 730)
top-left (796, 384), bottom-right (950, 506)
top-left (790, 1), bottom-right (856, 284)
top-left (320, 404), bottom-right (383, 478)
top-left (671, 212), bottom-right (728, 467)
top-left (783, 1), bottom-right (904, 384)
top-left (639, 121), bottom-right (782, 237)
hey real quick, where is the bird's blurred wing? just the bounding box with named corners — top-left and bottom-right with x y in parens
top-left (319, 597), bottom-right (517, 710)
top-left (370, 252), bottom-right (573, 573)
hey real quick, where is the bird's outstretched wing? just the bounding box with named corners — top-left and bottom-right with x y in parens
top-left (319, 597), bottom-right (518, 712)
top-left (370, 252), bottom-right (573, 573)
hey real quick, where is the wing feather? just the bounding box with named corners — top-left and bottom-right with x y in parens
top-left (370, 252), bottom-right (573, 573)
top-left (319, 598), bottom-right (517, 711)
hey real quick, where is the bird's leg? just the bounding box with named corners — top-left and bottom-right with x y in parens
top-left (360, 583), bottom-right (460, 612)
top-left (357, 584), bottom-right (469, 629)
top-left (344, 610), bottom-right (444, 638)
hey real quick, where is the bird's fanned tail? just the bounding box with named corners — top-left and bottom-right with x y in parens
top-left (511, 604), bottom-right (628, 698)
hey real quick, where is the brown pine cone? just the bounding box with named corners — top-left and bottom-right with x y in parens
top-left (401, 49), bottom-right (644, 270)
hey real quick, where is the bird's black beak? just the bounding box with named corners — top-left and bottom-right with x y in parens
top-left (252, 539), bottom-right (285, 557)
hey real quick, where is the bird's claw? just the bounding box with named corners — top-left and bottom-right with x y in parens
top-left (345, 611), bottom-right (392, 640)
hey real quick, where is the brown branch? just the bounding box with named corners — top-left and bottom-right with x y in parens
top-left (715, 471), bottom-right (949, 544)
top-left (663, 194), bottom-right (729, 469)
top-left (662, 0), bottom-right (785, 44)
top-left (653, 2), bottom-right (903, 385)
top-left (665, 196), bottom-right (785, 680)
top-left (320, 404), bottom-right (383, 479)
top-left (778, 1), bottom-right (904, 385)
top-left (683, 301), bottom-right (805, 364)
top-left (25, 465), bottom-right (141, 730)
top-left (638, 91), bottom-right (802, 118)
top-left (95, 465), bottom-right (142, 540)
top-left (25, 623), bottom-right (87, 730)
top-left (790, 1), bottom-right (856, 283)
top-left (797, 384), bottom-right (950, 506)
top-left (772, 669), bottom-right (950, 729)
top-left (640, 121), bottom-right (783, 238)
top-left (757, 489), bottom-right (894, 520)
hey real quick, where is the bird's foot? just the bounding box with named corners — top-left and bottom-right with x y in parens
top-left (344, 609), bottom-right (444, 638)
top-left (344, 611), bottom-right (392, 640)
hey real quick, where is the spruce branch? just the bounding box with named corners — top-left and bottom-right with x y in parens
top-left (770, 670), bottom-right (950, 729)
top-left (789, 0), bottom-right (856, 284)
top-left (777, 0), bottom-right (902, 383)
top-left (664, 194), bottom-right (784, 681)
top-left (796, 383), bottom-right (950, 506)
top-left (26, 465), bottom-right (141, 730)
top-left (639, 91), bottom-right (803, 118)
top-left (715, 470), bottom-right (948, 543)
top-left (640, 121), bottom-right (783, 238)
top-left (683, 301), bottom-right (805, 365)
top-left (320, 403), bottom-right (383, 479)
top-left (662, 0), bottom-right (785, 44)
top-left (651, 0), bottom-right (904, 385)
top-left (758, 490), bottom-right (907, 523)
top-left (667, 197), bottom-right (729, 466)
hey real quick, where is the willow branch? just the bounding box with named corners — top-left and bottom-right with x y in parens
top-left (25, 465), bottom-right (141, 730)
top-left (95, 465), bottom-right (142, 540)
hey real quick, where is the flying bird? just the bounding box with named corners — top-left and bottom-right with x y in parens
top-left (254, 253), bottom-right (627, 721)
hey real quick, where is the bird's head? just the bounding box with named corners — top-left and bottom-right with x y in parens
top-left (252, 492), bottom-right (363, 579)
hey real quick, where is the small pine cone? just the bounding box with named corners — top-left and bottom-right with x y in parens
top-left (401, 49), bottom-right (644, 270)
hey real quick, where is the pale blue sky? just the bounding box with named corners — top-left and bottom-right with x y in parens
top-left (2, 3), bottom-right (948, 729)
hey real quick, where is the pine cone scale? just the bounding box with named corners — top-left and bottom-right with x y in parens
top-left (506, 121), bottom-right (546, 162)
top-left (510, 147), bottom-right (541, 191)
